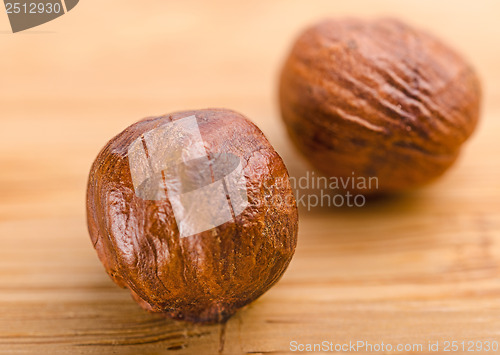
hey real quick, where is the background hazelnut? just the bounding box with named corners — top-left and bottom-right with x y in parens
top-left (86, 108), bottom-right (298, 324)
top-left (279, 18), bottom-right (482, 194)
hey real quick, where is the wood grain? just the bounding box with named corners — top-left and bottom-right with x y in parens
top-left (0, 1), bottom-right (499, 354)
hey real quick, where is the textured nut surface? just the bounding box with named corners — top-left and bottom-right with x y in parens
top-left (279, 18), bottom-right (481, 193)
top-left (86, 109), bottom-right (298, 323)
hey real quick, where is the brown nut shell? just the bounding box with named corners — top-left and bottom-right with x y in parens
top-left (86, 109), bottom-right (298, 323)
top-left (279, 18), bottom-right (481, 193)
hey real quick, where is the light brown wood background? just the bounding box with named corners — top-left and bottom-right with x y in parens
top-left (1, 1), bottom-right (499, 354)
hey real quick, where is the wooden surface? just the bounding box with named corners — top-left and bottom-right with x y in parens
top-left (1, 1), bottom-right (500, 354)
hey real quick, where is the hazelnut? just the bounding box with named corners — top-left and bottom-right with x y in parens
top-left (86, 109), bottom-right (298, 323)
top-left (279, 18), bottom-right (481, 194)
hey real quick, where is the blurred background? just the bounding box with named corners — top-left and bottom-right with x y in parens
top-left (0, 1), bottom-right (499, 354)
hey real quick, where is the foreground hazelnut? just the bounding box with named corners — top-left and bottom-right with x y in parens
top-left (87, 109), bottom-right (298, 323)
top-left (279, 18), bottom-right (481, 194)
